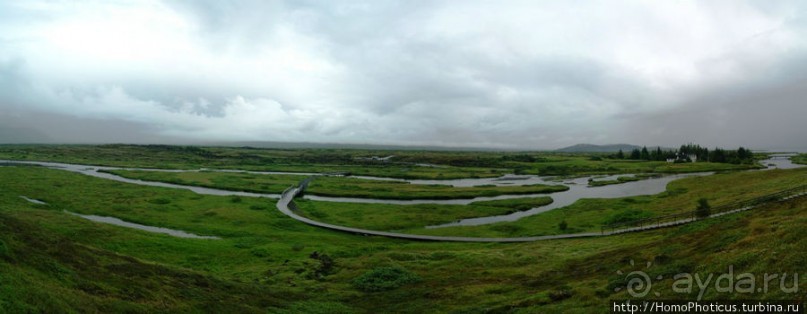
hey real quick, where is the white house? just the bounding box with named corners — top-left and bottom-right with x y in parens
top-left (357, 155), bottom-right (395, 162)
top-left (667, 153), bottom-right (697, 163)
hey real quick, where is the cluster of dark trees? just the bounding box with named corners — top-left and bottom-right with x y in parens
top-left (612, 146), bottom-right (670, 161)
top-left (677, 144), bottom-right (754, 163)
top-left (609, 144), bottom-right (755, 164)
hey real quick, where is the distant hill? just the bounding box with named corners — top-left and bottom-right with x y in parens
top-left (555, 143), bottom-right (642, 153)
top-left (202, 141), bottom-right (504, 151)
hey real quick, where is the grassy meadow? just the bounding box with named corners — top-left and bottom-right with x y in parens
top-left (105, 169), bottom-right (569, 200)
top-left (0, 144), bottom-right (763, 180)
top-left (0, 146), bottom-right (804, 313)
top-left (293, 196), bottom-right (553, 231)
top-left (0, 144), bottom-right (506, 180)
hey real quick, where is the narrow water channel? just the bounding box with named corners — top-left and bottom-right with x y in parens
top-left (65, 211), bottom-right (220, 239)
top-left (20, 196), bottom-right (48, 205)
top-left (2, 155), bottom-right (801, 229)
top-left (0, 160), bottom-right (281, 198)
top-left (17, 192), bottom-right (220, 239)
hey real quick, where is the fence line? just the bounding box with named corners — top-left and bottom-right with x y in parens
top-left (601, 184), bottom-right (807, 235)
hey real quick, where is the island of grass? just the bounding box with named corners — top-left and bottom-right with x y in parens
top-left (293, 196), bottom-right (553, 231)
top-left (587, 173), bottom-right (661, 187)
top-left (104, 169), bottom-right (569, 199)
top-left (468, 196), bottom-right (554, 212)
top-left (305, 176), bottom-right (568, 199)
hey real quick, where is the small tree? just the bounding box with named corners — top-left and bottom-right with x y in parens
top-left (559, 220), bottom-right (568, 231)
top-left (696, 198), bottom-right (711, 218)
top-left (641, 146), bottom-right (651, 160)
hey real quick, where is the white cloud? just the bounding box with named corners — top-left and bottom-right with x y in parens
top-left (1, 0), bottom-right (806, 149)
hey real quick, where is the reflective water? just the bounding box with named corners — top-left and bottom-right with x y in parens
top-left (425, 172), bottom-right (710, 228)
top-left (66, 211), bottom-right (220, 239)
top-left (763, 154), bottom-right (802, 169)
top-left (20, 196), bottom-right (48, 205)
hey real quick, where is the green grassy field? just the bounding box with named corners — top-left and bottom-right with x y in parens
top-left (1, 156), bottom-right (804, 312)
top-left (293, 196), bottom-right (553, 231)
top-left (0, 144), bottom-right (507, 180)
top-left (0, 144), bottom-right (764, 180)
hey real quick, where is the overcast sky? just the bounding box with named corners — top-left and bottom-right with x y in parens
top-left (1, 1), bottom-right (805, 150)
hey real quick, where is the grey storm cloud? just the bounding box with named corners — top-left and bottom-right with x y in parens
top-left (0, 0), bottom-right (806, 149)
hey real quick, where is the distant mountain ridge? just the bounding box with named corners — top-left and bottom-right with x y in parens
top-left (555, 143), bottom-right (642, 153)
top-left (202, 141), bottom-right (504, 151)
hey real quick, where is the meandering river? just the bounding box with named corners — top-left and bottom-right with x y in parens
top-left (2, 155), bottom-right (801, 229)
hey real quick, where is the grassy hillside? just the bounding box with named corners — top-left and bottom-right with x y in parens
top-left (1, 166), bottom-right (804, 312)
top-left (0, 211), bottom-right (284, 313)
